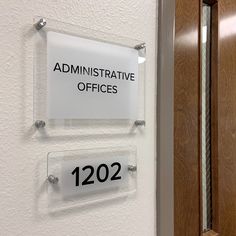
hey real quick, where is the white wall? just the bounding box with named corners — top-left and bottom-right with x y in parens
top-left (0, 1), bottom-right (157, 235)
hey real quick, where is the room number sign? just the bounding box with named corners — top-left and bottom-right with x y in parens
top-left (61, 155), bottom-right (129, 198)
top-left (71, 162), bottom-right (122, 186)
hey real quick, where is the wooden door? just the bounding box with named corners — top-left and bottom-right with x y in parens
top-left (215, 0), bottom-right (236, 234)
top-left (173, 0), bottom-right (236, 235)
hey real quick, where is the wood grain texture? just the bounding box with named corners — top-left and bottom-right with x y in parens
top-left (202, 230), bottom-right (219, 236)
top-left (217, 0), bottom-right (236, 235)
top-left (174, 0), bottom-right (201, 235)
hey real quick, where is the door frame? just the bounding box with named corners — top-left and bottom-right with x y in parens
top-left (156, 0), bottom-right (175, 235)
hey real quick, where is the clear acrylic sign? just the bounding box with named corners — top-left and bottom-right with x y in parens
top-left (47, 31), bottom-right (139, 119)
top-left (47, 147), bottom-right (137, 209)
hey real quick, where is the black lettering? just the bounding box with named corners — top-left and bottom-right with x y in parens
top-left (62, 63), bottom-right (70, 73)
top-left (117, 71), bottom-right (122, 79)
top-left (71, 65), bottom-right (80, 74)
top-left (97, 164), bottom-right (109, 183)
top-left (53, 62), bottom-right (61, 72)
top-left (112, 85), bottom-right (118, 94)
top-left (83, 67), bottom-right (90, 76)
top-left (71, 167), bottom-right (80, 186)
top-left (125, 73), bottom-right (130, 80)
top-left (122, 72), bottom-right (125, 80)
top-left (99, 68), bottom-right (105, 77)
top-left (82, 165), bottom-right (95, 185)
top-left (93, 68), bottom-right (99, 77)
top-left (77, 82), bottom-right (85, 91)
top-left (130, 73), bottom-right (135, 81)
top-left (105, 70), bottom-right (111, 78)
top-left (110, 162), bottom-right (122, 181)
top-left (100, 84), bottom-right (106, 93)
top-left (111, 71), bottom-right (117, 79)
top-left (107, 84), bottom-right (112, 93)
top-left (86, 83), bottom-right (92, 91)
top-left (92, 83), bottom-right (98, 92)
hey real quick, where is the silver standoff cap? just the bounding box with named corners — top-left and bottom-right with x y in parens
top-left (35, 18), bottom-right (47, 30)
top-left (47, 175), bottom-right (59, 184)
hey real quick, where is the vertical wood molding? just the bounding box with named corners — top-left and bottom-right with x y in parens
top-left (210, 2), bottom-right (219, 233)
top-left (174, 0), bottom-right (201, 235)
top-left (217, 0), bottom-right (236, 234)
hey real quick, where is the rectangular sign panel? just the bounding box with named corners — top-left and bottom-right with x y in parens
top-left (47, 31), bottom-right (139, 119)
top-left (47, 147), bottom-right (137, 208)
top-left (61, 155), bottom-right (129, 199)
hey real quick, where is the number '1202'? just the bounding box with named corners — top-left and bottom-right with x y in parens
top-left (71, 162), bottom-right (122, 186)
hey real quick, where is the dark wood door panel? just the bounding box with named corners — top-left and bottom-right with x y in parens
top-left (217, 0), bottom-right (236, 235)
top-left (174, 0), bottom-right (201, 235)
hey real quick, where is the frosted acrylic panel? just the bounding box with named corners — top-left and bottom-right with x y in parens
top-left (47, 146), bottom-right (137, 210)
top-left (47, 32), bottom-right (139, 119)
top-left (62, 155), bottom-right (128, 198)
top-left (33, 16), bottom-right (146, 136)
